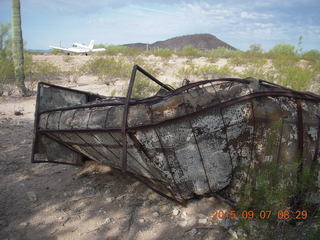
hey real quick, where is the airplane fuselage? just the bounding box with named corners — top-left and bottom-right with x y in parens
top-left (49, 40), bottom-right (105, 54)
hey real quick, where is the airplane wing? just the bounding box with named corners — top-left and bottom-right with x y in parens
top-left (49, 46), bottom-right (87, 53)
top-left (49, 46), bottom-right (71, 52)
top-left (92, 48), bottom-right (106, 52)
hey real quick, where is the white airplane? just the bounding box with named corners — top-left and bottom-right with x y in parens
top-left (49, 40), bottom-right (105, 55)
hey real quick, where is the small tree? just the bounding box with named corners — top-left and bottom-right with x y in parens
top-left (11, 0), bottom-right (27, 95)
top-left (0, 23), bottom-right (11, 57)
top-left (249, 43), bottom-right (263, 53)
top-left (269, 43), bottom-right (296, 56)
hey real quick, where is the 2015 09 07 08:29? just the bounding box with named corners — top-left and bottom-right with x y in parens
top-left (210, 210), bottom-right (308, 220)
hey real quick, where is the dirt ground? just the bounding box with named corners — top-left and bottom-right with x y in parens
top-left (0, 77), bottom-right (235, 239)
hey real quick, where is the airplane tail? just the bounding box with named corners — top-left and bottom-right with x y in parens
top-left (88, 40), bottom-right (94, 49)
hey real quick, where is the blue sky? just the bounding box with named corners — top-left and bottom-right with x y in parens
top-left (1, 0), bottom-right (319, 51)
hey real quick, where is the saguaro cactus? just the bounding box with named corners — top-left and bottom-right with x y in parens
top-left (11, 0), bottom-right (26, 95)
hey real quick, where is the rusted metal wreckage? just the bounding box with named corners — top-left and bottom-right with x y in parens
top-left (31, 65), bottom-right (320, 204)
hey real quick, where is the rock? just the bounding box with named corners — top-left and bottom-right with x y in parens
top-left (142, 200), bottom-right (151, 207)
top-left (19, 222), bottom-right (28, 227)
top-left (138, 218), bottom-right (145, 223)
top-left (105, 197), bottom-right (113, 203)
top-left (104, 189), bottom-right (111, 195)
top-left (228, 229), bottom-right (238, 239)
top-left (14, 110), bottom-right (23, 116)
top-left (198, 218), bottom-right (208, 224)
top-left (172, 208), bottom-right (180, 216)
top-left (197, 213), bottom-right (206, 218)
top-left (98, 209), bottom-right (106, 214)
top-left (26, 191), bottom-right (37, 202)
top-left (177, 220), bottom-right (188, 227)
top-left (103, 217), bottom-right (113, 224)
top-left (152, 212), bottom-right (160, 217)
top-left (181, 211), bottom-right (187, 218)
top-left (116, 195), bottom-right (125, 200)
top-left (187, 228), bottom-right (197, 236)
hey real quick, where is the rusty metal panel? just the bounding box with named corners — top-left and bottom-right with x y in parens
top-left (31, 65), bottom-right (320, 204)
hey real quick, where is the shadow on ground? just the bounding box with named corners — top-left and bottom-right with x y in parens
top-left (0, 117), bottom-right (230, 240)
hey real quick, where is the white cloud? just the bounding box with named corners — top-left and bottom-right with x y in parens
top-left (240, 11), bottom-right (273, 19)
top-left (2, 0), bottom-right (317, 50)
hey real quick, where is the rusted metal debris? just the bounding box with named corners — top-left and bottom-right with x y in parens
top-left (31, 65), bottom-right (320, 204)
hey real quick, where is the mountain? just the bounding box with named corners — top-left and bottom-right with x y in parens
top-left (123, 34), bottom-right (236, 51)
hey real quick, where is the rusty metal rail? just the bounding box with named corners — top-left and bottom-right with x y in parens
top-left (121, 65), bottom-right (174, 171)
top-left (33, 65), bottom-right (320, 171)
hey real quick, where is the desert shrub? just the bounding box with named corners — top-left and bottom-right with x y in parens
top-left (51, 48), bottom-right (65, 54)
top-left (207, 47), bottom-right (239, 59)
top-left (178, 45), bottom-right (203, 58)
top-left (278, 65), bottom-right (314, 90)
top-left (0, 56), bottom-right (15, 85)
top-left (93, 43), bottom-right (107, 49)
top-left (151, 48), bottom-right (173, 59)
top-left (272, 54), bottom-right (299, 70)
top-left (24, 58), bottom-right (60, 89)
top-left (177, 63), bottom-right (235, 80)
top-left (269, 43), bottom-right (296, 56)
top-left (249, 43), bottom-right (263, 53)
top-left (302, 50), bottom-right (320, 61)
top-left (196, 65), bottom-right (219, 79)
top-left (131, 75), bottom-right (161, 98)
top-left (32, 61), bottom-right (60, 81)
top-left (314, 61), bottom-right (320, 72)
top-left (0, 23), bottom-right (15, 87)
top-left (63, 66), bottom-right (83, 84)
top-left (240, 65), bottom-right (276, 82)
top-left (229, 51), bottom-right (266, 66)
top-left (63, 55), bottom-right (73, 63)
top-left (216, 65), bottom-right (235, 77)
top-left (130, 64), bottom-right (162, 98)
top-left (81, 57), bottom-right (131, 83)
top-left (176, 64), bottom-right (199, 79)
top-left (110, 89), bottom-right (116, 97)
top-left (116, 62), bottom-right (163, 98)
top-left (234, 119), bottom-right (320, 239)
top-left (105, 45), bottom-right (142, 57)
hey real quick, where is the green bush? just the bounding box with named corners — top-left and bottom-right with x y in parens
top-left (302, 50), bottom-right (320, 61)
top-left (105, 45), bottom-right (142, 57)
top-left (130, 63), bottom-right (161, 98)
top-left (207, 47), bottom-right (239, 59)
top-left (81, 57), bottom-right (131, 82)
top-left (249, 44), bottom-right (263, 53)
top-left (177, 63), bottom-right (235, 79)
top-left (278, 65), bottom-right (314, 90)
top-left (93, 43), bottom-right (107, 49)
top-left (229, 51), bottom-right (266, 66)
top-left (179, 45), bottom-right (203, 58)
top-left (0, 56), bottom-right (15, 85)
top-left (176, 64), bottom-right (199, 79)
top-left (131, 76), bottom-right (161, 98)
top-left (269, 43), bottom-right (296, 56)
top-left (51, 48), bottom-right (65, 54)
top-left (25, 58), bottom-right (60, 89)
top-left (0, 23), bottom-right (15, 87)
top-left (151, 48), bottom-right (173, 59)
top-left (272, 54), bottom-right (299, 69)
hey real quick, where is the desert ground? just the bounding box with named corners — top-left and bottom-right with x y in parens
top-left (0, 54), bottom-right (239, 240)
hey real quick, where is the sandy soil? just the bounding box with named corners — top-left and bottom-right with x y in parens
top-left (0, 55), bottom-right (236, 240)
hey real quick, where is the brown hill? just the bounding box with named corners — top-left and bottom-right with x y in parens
top-left (123, 33), bottom-right (236, 51)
